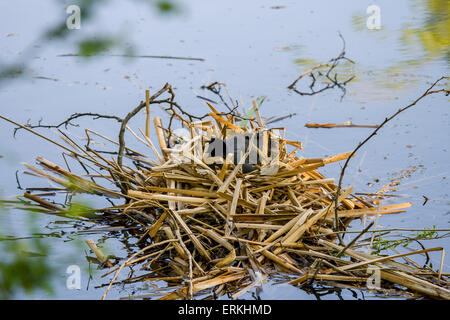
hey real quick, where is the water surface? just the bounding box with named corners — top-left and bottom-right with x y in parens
top-left (0, 0), bottom-right (448, 299)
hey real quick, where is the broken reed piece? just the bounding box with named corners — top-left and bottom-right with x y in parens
top-left (153, 116), bottom-right (167, 160)
top-left (252, 99), bottom-right (264, 128)
top-left (305, 123), bottom-right (379, 129)
top-left (23, 191), bottom-right (63, 212)
top-left (85, 239), bottom-right (114, 268)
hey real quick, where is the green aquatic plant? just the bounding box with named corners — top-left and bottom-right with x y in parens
top-left (372, 225), bottom-right (439, 255)
top-left (239, 96), bottom-right (266, 128)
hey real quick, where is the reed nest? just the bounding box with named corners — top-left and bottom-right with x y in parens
top-left (2, 82), bottom-right (450, 300)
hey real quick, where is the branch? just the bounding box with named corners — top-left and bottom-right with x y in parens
top-left (117, 83), bottom-right (171, 169)
top-left (13, 113), bottom-right (122, 137)
top-left (201, 81), bottom-right (237, 112)
top-left (333, 76), bottom-right (449, 244)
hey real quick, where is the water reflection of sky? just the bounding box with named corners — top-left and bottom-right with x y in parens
top-left (0, 0), bottom-right (448, 299)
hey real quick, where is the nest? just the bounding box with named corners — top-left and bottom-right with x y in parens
top-left (4, 83), bottom-right (450, 300)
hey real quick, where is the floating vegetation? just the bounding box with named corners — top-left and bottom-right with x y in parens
top-left (0, 79), bottom-right (449, 300)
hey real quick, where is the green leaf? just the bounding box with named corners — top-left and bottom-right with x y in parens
top-left (239, 95), bottom-right (266, 128)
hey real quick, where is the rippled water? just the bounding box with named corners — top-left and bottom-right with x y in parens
top-left (0, 0), bottom-right (448, 299)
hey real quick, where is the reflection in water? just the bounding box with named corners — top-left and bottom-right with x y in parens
top-left (0, 199), bottom-right (105, 298)
top-left (384, 0), bottom-right (449, 91)
top-left (402, 0), bottom-right (449, 63)
top-left (0, 207), bottom-right (54, 298)
top-left (347, 0), bottom-right (449, 95)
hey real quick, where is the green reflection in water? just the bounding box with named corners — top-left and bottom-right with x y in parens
top-left (379, 0), bottom-right (449, 92)
top-left (0, 204), bottom-right (54, 299)
top-left (402, 0), bottom-right (450, 62)
top-left (0, 195), bottom-right (99, 298)
top-left (291, 0), bottom-right (448, 101)
top-left (349, 0), bottom-right (449, 97)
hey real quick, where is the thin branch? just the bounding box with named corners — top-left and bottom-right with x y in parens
top-left (201, 81), bottom-right (236, 112)
top-left (333, 76), bottom-right (450, 244)
top-left (117, 83), bottom-right (171, 170)
top-left (13, 113), bottom-right (122, 137)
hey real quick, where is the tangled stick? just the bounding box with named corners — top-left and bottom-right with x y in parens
top-left (201, 81), bottom-right (237, 112)
top-left (288, 33), bottom-right (355, 100)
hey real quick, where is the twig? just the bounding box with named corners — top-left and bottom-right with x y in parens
top-left (145, 90), bottom-right (150, 138)
top-left (288, 33), bottom-right (355, 100)
top-left (305, 123), bottom-right (378, 129)
top-left (58, 53), bottom-right (205, 61)
top-left (117, 83), bottom-right (170, 169)
top-left (13, 113), bottom-right (122, 137)
top-left (201, 82), bottom-right (235, 112)
top-left (336, 221), bottom-right (374, 257)
top-left (15, 170), bottom-right (23, 190)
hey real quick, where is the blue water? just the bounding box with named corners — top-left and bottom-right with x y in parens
top-left (0, 0), bottom-right (448, 299)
